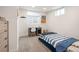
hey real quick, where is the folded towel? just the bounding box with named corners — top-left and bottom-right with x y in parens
top-left (67, 41), bottom-right (79, 52)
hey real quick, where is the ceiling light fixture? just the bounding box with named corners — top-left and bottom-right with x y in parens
top-left (43, 8), bottom-right (47, 10)
top-left (32, 6), bottom-right (36, 8)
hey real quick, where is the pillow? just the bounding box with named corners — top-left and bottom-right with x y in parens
top-left (41, 32), bottom-right (57, 35)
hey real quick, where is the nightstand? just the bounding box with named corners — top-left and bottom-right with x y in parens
top-left (43, 29), bottom-right (48, 33)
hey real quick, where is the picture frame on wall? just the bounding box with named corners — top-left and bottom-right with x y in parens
top-left (41, 16), bottom-right (46, 23)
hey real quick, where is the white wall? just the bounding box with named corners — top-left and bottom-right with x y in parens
top-left (0, 7), bottom-right (18, 51)
top-left (18, 9), bottom-right (46, 37)
top-left (47, 7), bottom-right (79, 39)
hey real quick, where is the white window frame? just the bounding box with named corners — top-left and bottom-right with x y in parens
top-left (55, 7), bottom-right (65, 16)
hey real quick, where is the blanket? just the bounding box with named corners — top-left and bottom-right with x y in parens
top-left (39, 34), bottom-right (77, 52)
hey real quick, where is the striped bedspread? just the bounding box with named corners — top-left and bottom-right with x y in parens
top-left (39, 34), bottom-right (77, 52)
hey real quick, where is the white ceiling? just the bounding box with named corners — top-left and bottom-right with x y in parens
top-left (19, 6), bottom-right (63, 13)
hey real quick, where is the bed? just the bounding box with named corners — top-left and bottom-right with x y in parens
top-left (39, 32), bottom-right (79, 52)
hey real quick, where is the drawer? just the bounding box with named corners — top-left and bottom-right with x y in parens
top-left (0, 40), bottom-right (7, 48)
top-left (0, 24), bottom-right (7, 29)
top-left (0, 29), bottom-right (8, 34)
top-left (0, 40), bottom-right (8, 52)
top-left (0, 32), bottom-right (8, 39)
top-left (0, 37), bottom-right (8, 42)
top-left (0, 20), bottom-right (7, 25)
top-left (0, 22), bottom-right (7, 26)
top-left (0, 46), bottom-right (8, 52)
top-left (0, 22), bottom-right (7, 28)
top-left (0, 23), bottom-right (7, 34)
top-left (0, 25), bottom-right (7, 32)
top-left (0, 32), bottom-right (8, 48)
top-left (0, 38), bottom-right (8, 47)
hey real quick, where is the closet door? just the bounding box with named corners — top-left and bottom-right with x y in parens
top-left (19, 18), bottom-right (28, 37)
top-left (0, 17), bottom-right (8, 52)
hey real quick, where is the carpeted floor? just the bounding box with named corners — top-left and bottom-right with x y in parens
top-left (19, 36), bottom-right (51, 52)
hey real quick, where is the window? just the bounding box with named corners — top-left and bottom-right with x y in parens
top-left (26, 16), bottom-right (41, 27)
top-left (55, 8), bottom-right (65, 16)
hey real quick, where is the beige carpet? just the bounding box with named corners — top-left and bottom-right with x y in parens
top-left (19, 36), bottom-right (51, 52)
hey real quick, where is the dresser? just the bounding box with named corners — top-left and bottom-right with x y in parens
top-left (0, 17), bottom-right (9, 52)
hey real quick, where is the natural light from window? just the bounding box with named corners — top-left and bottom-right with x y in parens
top-left (55, 8), bottom-right (65, 16)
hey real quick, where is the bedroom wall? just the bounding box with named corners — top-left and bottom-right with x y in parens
top-left (47, 7), bottom-right (79, 39)
top-left (18, 9), bottom-right (46, 37)
top-left (0, 7), bottom-right (18, 51)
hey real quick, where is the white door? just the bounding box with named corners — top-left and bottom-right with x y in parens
top-left (19, 18), bottom-right (28, 37)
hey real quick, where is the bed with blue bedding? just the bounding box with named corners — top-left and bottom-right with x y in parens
top-left (39, 32), bottom-right (77, 52)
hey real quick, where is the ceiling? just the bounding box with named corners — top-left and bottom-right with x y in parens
top-left (19, 6), bottom-right (63, 13)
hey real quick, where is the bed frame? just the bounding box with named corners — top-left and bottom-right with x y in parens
top-left (39, 38), bottom-right (56, 52)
